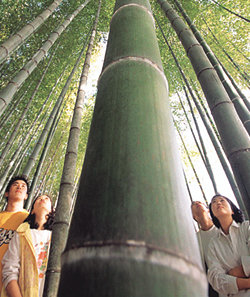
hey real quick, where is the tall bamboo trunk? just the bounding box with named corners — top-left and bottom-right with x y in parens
top-left (0, 0), bottom-right (92, 116)
top-left (0, 0), bottom-right (62, 64)
top-left (58, 1), bottom-right (207, 296)
top-left (44, 3), bottom-right (101, 295)
top-left (158, 0), bottom-right (250, 217)
top-left (172, 0), bottom-right (250, 134)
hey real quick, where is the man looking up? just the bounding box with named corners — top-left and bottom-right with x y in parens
top-left (191, 201), bottom-right (216, 265)
top-left (0, 176), bottom-right (29, 291)
top-left (191, 201), bottom-right (220, 297)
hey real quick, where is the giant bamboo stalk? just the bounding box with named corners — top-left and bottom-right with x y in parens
top-left (0, 0), bottom-right (63, 64)
top-left (57, 0), bottom-right (207, 296)
top-left (172, 0), bottom-right (250, 134)
top-left (158, 0), bottom-right (250, 217)
top-left (0, 0), bottom-right (92, 116)
top-left (44, 3), bottom-right (101, 295)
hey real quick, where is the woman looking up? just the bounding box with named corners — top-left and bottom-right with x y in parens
top-left (1, 195), bottom-right (55, 297)
top-left (207, 194), bottom-right (250, 297)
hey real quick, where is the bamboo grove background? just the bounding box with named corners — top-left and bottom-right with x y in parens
top-left (0, 0), bottom-right (249, 295)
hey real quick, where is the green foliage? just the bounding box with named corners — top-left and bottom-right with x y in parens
top-left (0, 0), bottom-right (248, 201)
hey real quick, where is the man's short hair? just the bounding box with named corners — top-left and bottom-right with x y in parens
top-left (5, 176), bottom-right (30, 194)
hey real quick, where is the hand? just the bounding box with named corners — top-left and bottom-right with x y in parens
top-left (228, 266), bottom-right (246, 278)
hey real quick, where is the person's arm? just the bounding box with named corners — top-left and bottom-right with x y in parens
top-left (5, 280), bottom-right (22, 297)
top-left (236, 277), bottom-right (250, 290)
top-left (228, 265), bottom-right (247, 278)
top-left (2, 233), bottom-right (21, 295)
top-left (228, 222), bottom-right (250, 281)
top-left (207, 240), bottom-right (239, 295)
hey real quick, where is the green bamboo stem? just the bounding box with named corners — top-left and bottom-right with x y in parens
top-left (21, 35), bottom-right (89, 178)
top-left (58, 1), bottom-right (207, 296)
top-left (190, 78), bottom-right (221, 143)
top-left (0, 0), bottom-right (92, 116)
top-left (0, 48), bottom-right (56, 168)
top-left (44, 3), bottom-right (101, 295)
top-left (210, 0), bottom-right (250, 23)
top-left (177, 92), bottom-right (207, 166)
top-left (158, 0), bottom-right (250, 216)
top-left (202, 17), bottom-right (250, 84)
top-left (172, 0), bottom-right (250, 134)
top-left (179, 88), bottom-right (218, 194)
top-left (217, 57), bottom-right (250, 111)
top-left (174, 116), bottom-right (208, 204)
top-left (0, 0), bottom-right (63, 64)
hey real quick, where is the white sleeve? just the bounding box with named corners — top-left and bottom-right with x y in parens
top-left (241, 221), bottom-right (250, 277)
top-left (207, 240), bottom-right (238, 295)
top-left (1, 232), bottom-right (20, 288)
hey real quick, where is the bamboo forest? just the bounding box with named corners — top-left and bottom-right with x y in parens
top-left (0, 0), bottom-right (249, 296)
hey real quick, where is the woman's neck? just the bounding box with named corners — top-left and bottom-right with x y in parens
top-left (219, 216), bottom-right (233, 235)
top-left (35, 212), bottom-right (47, 230)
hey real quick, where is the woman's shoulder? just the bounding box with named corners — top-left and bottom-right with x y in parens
top-left (16, 222), bottom-right (30, 233)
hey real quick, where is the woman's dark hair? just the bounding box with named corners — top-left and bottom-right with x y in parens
top-left (24, 195), bottom-right (55, 230)
top-left (209, 194), bottom-right (244, 228)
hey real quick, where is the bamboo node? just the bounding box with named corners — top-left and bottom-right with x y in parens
top-left (0, 45), bottom-right (9, 56)
top-left (111, 4), bottom-right (154, 26)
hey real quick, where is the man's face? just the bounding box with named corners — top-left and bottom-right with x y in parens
top-left (191, 201), bottom-right (209, 222)
top-left (5, 180), bottom-right (28, 203)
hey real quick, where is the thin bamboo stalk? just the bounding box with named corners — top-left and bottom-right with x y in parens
top-left (174, 116), bottom-right (208, 204)
top-left (0, 0), bottom-right (63, 64)
top-left (21, 35), bottom-right (89, 178)
top-left (210, 0), bottom-right (250, 22)
top-left (44, 3), bottom-right (101, 295)
top-left (158, 0), bottom-right (250, 216)
top-left (0, 0), bottom-right (92, 116)
top-left (172, 0), bottom-right (250, 134)
top-left (0, 48), bottom-right (56, 167)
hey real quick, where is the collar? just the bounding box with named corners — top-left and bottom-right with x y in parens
top-left (218, 220), bottom-right (239, 237)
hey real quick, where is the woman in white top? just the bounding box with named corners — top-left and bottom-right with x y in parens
top-left (207, 194), bottom-right (250, 297)
top-left (1, 195), bottom-right (55, 297)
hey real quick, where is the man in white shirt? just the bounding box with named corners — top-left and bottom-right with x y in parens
top-left (191, 201), bottom-right (220, 297)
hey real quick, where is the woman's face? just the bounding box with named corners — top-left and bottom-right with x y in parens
top-left (211, 196), bottom-right (233, 219)
top-left (31, 195), bottom-right (52, 216)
